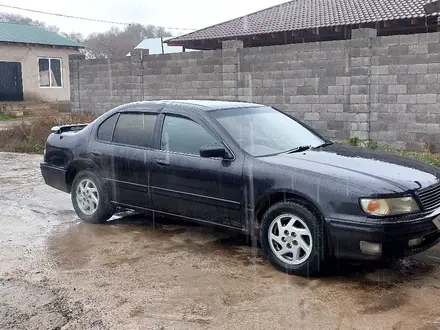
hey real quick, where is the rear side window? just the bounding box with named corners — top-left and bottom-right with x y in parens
top-left (97, 114), bottom-right (118, 142)
top-left (113, 113), bottom-right (157, 148)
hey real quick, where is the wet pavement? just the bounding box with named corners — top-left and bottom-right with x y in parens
top-left (1, 152), bottom-right (440, 330)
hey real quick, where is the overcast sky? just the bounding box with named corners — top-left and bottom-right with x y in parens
top-left (0, 0), bottom-right (287, 36)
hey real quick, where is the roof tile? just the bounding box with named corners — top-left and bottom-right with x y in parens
top-left (168, 0), bottom-right (438, 43)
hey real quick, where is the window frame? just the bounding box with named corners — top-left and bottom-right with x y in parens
top-left (96, 110), bottom-right (160, 150)
top-left (158, 113), bottom-right (230, 158)
top-left (96, 113), bottom-right (120, 143)
top-left (38, 57), bottom-right (63, 88)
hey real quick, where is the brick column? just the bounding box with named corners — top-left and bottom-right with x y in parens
top-left (130, 49), bottom-right (147, 102)
top-left (221, 40), bottom-right (243, 101)
top-left (69, 54), bottom-right (85, 113)
top-left (350, 28), bottom-right (377, 141)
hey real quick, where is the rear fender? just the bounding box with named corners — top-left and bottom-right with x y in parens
top-left (65, 158), bottom-right (100, 192)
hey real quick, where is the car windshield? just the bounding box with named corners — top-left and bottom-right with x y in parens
top-left (210, 106), bottom-right (326, 157)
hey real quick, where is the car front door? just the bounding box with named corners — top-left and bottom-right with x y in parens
top-left (149, 112), bottom-right (245, 229)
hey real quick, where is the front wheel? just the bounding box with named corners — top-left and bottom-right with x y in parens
top-left (71, 170), bottom-right (114, 224)
top-left (260, 201), bottom-right (327, 277)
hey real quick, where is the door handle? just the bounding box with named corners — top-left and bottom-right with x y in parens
top-left (91, 150), bottom-right (102, 156)
top-left (155, 158), bottom-right (169, 166)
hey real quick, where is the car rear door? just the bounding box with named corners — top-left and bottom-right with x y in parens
top-left (89, 109), bottom-right (160, 209)
top-left (148, 111), bottom-right (245, 229)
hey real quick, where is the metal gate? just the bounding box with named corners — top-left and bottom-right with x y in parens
top-left (0, 61), bottom-right (24, 102)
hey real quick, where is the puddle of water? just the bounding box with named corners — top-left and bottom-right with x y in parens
top-left (327, 258), bottom-right (437, 289)
top-left (46, 211), bottom-right (440, 279)
top-left (44, 209), bottom-right (440, 314)
top-left (360, 293), bottom-right (406, 314)
top-left (45, 212), bottom-right (256, 270)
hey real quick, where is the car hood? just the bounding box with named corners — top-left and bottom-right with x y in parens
top-left (260, 143), bottom-right (440, 192)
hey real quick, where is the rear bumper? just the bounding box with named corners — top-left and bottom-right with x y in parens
top-left (327, 210), bottom-right (440, 260)
top-left (40, 163), bottom-right (69, 193)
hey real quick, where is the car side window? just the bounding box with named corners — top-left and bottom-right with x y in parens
top-left (97, 113), bottom-right (119, 142)
top-left (113, 112), bottom-right (157, 148)
top-left (161, 115), bottom-right (217, 155)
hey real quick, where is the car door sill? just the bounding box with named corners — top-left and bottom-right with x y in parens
top-left (111, 201), bottom-right (247, 233)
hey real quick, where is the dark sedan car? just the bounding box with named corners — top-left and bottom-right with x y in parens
top-left (41, 100), bottom-right (440, 276)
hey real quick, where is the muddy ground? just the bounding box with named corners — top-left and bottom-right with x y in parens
top-left (1, 152), bottom-right (440, 330)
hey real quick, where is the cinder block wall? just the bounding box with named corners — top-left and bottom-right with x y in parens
top-left (70, 30), bottom-right (440, 151)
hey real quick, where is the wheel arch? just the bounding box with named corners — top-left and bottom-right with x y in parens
top-left (254, 190), bottom-right (334, 256)
top-left (255, 190), bottom-right (324, 222)
top-left (65, 158), bottom-right (100, 192)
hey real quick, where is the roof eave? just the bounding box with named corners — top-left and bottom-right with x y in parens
top-left (166, 14), bottom-right (440, 45)
top-left (166, 41), bottom-right (186, 47)
top-left (0, 40), bottom-right (84, 49)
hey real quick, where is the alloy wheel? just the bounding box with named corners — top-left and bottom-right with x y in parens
top-left (268, 213), bottom-right (313, 265)
top-left (76, 178), bottom-right (99, 215)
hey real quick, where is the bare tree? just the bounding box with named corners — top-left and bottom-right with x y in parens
top-left (84, 23), bottom-right (172, 58)
top-left (0, 12), bottom-right (172, 59)
top-left (0, 12), bottom-right (61, 34)
top-left (61, 32), bottom-right (84, 44)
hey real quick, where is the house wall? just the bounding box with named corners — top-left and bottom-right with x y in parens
top-left (0, 43), bottom-right (78, 102)
top-left (70, 30), bottom-right (440, 151)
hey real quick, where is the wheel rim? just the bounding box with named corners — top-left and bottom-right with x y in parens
top-left (268, 213), bottom-right (313, 265)
top-left (76, 179), bottom-right (99, 216)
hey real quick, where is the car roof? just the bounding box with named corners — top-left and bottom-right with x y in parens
top-left (121, 99), bottom-right (264, 112)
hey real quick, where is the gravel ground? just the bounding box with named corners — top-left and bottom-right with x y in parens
top-left (0, 119), bottom-right (31, 130)
top-left (1, 152), bottom-right (440, 330)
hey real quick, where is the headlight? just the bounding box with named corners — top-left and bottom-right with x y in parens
top-left (360, 197), bottom-right (419, 216)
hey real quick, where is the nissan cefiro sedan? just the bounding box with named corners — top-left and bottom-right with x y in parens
top-left (40, 100), bottom-right (440, 276)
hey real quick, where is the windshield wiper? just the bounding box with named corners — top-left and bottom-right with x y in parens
top-left (284, 141), bottom-right (333, 154)
top-left (285, 145), bottom-right (312, 154)
top-left (283, 140), bottom-right (333, 155)
top-left (315, 141), bottom-right (334, 148)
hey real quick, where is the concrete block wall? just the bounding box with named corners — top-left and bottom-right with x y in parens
top-left (70, 55), bottom-right (143, 113)
top-left (367, 32), bottom-right (440, 151)
top-left (70, 30), bottom-right (440, 151)
top-left (239, 39), bottom-right (365, 140)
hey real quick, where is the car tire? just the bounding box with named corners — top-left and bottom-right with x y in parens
top-left (71, 169), bottom-right (114, 224)
top-left (260, 200), bottom-right (327, 277)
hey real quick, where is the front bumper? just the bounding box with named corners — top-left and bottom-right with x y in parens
top-left (327, 209), bottom-right (440, 260)
top-left (40, 163), bottom-right (69, 193)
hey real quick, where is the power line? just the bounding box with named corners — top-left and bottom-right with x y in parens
top-left (0, 4), bottom-right (197, 31)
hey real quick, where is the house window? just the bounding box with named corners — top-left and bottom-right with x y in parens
top-left (38, 58), bottom-right (62, 87)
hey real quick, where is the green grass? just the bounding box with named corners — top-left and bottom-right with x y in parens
top-left (0, 114), bottom-right (14, 121)
top-left (338, 138), bottom-right (440, 168)
top-left (379, 147), bottom-right (440, 167)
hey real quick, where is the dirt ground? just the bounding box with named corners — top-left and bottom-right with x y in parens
top-left (1, 152), bottom-right (440, 330)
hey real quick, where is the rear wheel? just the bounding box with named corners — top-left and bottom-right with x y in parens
top-left (71, 170), bottom-right (114, 224)
top-left (260, 201), bottom-right (327, 277)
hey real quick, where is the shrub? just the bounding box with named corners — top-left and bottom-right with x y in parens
top-left (347, 137), bottom-right (361, 147)
top-left (0, 114), bottom-right (97, 154)
top-left (347, 137), bottom-right (378, 149)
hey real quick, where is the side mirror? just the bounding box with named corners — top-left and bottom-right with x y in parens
top-left (200, 143), bottom-right (228, 159)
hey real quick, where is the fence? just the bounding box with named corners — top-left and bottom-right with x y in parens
top-left (70, 29), bottom-right (440, 151)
